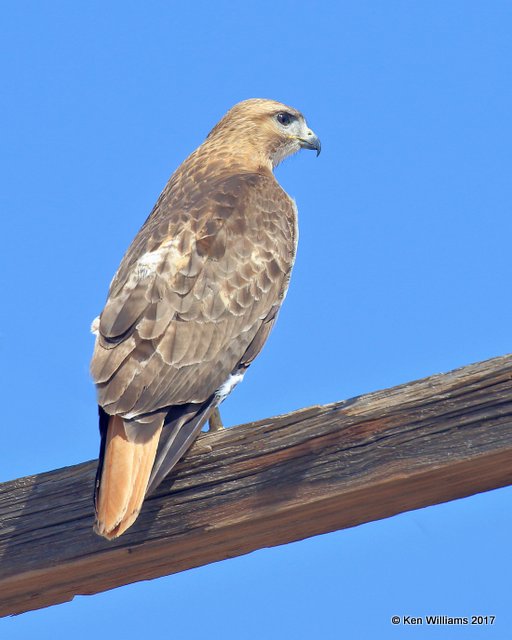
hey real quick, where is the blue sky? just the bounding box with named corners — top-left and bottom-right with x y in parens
top-left (2, 1), bottom-right (511, 637)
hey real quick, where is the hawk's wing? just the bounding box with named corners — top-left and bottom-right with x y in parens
top-left (91, 172), bottom-right (296, 422)
top-left (92, 172), bottom-right (297, 537)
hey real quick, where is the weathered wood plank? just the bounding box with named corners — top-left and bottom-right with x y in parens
top-left (1, 354), bottom-right (512, 616)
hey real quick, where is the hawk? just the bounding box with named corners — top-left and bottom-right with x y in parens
top-left (91, 99), bottom-right (320, 538)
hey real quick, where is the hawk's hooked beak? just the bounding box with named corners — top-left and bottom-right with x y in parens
top-left (298, 130), bottom-right (321, 156)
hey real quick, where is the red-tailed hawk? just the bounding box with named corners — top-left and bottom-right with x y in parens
top-left (91, 99), bottom-right (320, 538)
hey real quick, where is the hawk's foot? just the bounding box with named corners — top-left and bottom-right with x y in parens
top-left (208, 407), bottom-right (224, 432)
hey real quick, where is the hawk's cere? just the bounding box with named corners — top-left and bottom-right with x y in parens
top-left (91, 99), bottom-right (320, 539)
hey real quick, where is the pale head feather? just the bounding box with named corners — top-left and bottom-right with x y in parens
top-left (204, 98), bottom-right (318, 171)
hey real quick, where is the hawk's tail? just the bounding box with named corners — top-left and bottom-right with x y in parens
top-left (94, 412), bottom-right (163, 539)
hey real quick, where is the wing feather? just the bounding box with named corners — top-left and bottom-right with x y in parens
top-left (91, 172), bottom-right (297, 422)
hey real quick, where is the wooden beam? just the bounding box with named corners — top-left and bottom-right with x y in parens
top-left (2, 354), bottom-right (512, 617)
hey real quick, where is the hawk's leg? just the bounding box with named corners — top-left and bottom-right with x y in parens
top-left (208, 407), bottom-right (224, 432)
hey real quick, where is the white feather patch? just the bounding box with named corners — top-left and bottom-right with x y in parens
top-left (215, 371), bottom-right (245, 402)
top-left (132, 237), bottom-right (193, 282)
top-left (91, 315), bottom-right (100, 336)
top-left (134, 247), bottom-right (167, 280)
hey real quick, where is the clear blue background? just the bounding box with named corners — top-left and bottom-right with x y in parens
top-left (2, 1), bottom-right (511, 637)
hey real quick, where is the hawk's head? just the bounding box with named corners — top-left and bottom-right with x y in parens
top-left (207, 98), bottom-right (321, 170)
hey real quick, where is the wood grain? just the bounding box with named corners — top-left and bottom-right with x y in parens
top-left (1, 354), bottom-right (512, 616)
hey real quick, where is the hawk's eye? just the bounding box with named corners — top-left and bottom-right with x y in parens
top-left (276, 112), bottom-right (294, 127)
